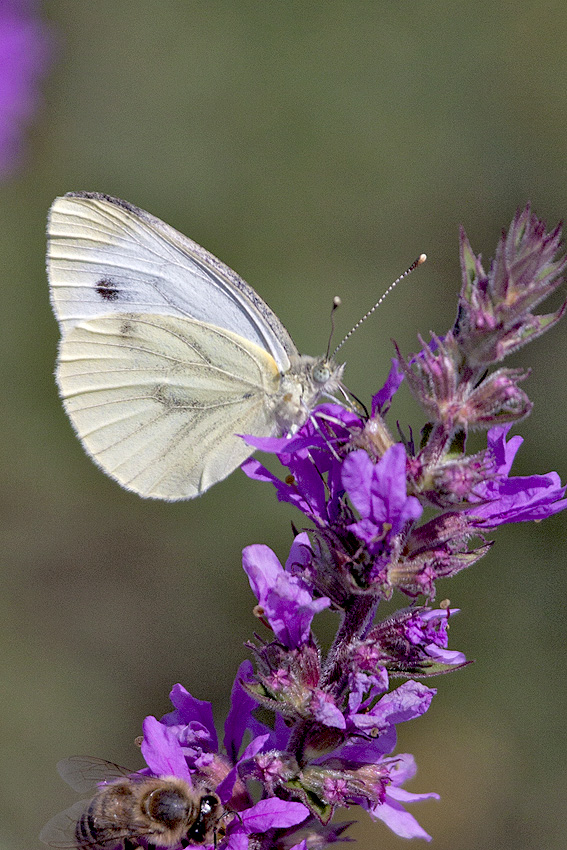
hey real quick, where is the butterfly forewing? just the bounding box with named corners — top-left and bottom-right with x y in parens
top-left (57, 313), bottom-right (282, 499)
top-left (48, 193), bottom-right (295, 371)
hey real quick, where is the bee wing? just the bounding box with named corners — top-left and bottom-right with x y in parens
top-left (57, 756), bottom-right (138, 793)
top-left (40, 799), bottom-right (142, 850)
top-left (40, 800), bottom-right (90, 848)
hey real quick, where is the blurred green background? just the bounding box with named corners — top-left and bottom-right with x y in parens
top-left (2, 2), bottom-right (567, 849)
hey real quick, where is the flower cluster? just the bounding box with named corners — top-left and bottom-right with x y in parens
top-left (46, 206), bottom-right (567, 848)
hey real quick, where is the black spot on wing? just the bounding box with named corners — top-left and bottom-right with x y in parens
top-left (96, 278), bottom-right (121, 302)
top-left (120, 319), bottom-right (135, 336)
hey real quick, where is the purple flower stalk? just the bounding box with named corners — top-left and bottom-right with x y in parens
top-left (45, 206), bottom-right (567, 848)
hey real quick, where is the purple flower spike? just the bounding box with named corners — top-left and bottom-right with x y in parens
top-left (45, 207), bottom-right (567, 849)
top-left (343, 445), bottom-right (423, 555)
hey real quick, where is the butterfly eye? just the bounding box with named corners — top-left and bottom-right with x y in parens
top-left (313, 363), bottom-right (331, 384)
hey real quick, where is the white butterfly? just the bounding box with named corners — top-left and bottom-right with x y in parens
top-left (47, 192), bottom-right (346, 500)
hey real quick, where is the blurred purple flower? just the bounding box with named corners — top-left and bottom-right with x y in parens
top-left (0, 0), bottom-right (53, 179)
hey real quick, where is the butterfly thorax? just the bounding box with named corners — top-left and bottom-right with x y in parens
top-left (273, 354), bottom-right (345, 434)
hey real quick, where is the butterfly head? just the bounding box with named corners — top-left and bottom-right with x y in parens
top-left (275, 354), bottom-right (346, 435)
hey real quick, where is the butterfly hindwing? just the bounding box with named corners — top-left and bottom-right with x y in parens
top-left (57, 313), bottom-right (282, 499)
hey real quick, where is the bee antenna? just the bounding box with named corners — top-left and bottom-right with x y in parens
top-left (332, 253), bottom-right (427, 358)
top-left (325, 295), bottom-right (342, 361)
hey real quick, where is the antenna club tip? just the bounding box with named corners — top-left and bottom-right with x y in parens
top-left (418, 253), bottom-right (427, 265)
top-left (333, 295), bottom-right (342, 307)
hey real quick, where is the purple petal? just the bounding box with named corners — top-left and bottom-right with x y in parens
top-left (342, 450), bottom-right (373, 514)
top-left (486, 425), bottom-right (522, 474)
top-left (311, 692), bottom-right (346, 729)
top-left (350, 682), bottom-right (435, 735)
top-left (165, 684), bottom-right (218, 751)
top-left (242, 434), bottom-right (293, 452)
top-left (343, 446), bottom-right (422, 550)
top-left (140, 716), bottom-right (192, 782)
top-left (243, 543), bottom-right (330, 648)
top-left (388, 785), bottom-right (441, 803)
top-left (271, 713), bottom-right (293, 750)
top-left (330, 724), bottom-right (398, 760)
top-left (238, 798), bottom-right (309, 832)
top-left (242, 544), bottom-right (284, 605)
top-left (370, 445), bottom-right (422, 531)
top-left (241, 458), bottom-right (316, 515)
top-left (471, 472), bottom-right (567, 525)
top-left (382, 751), bottom-right (418, 784)
top-left (216, 733), bottom-right (270, 804)
top-left (425, 644), bottom-right (467, 666)
top-left (222, 827), bottom-right (248, 850)
top-left (372, 358), bottom-right (405, 415)
top-left (285, 532), bottom-right (313, 573)
top-left (223, 661), bottom-right (268, 763)
top-left (266, 580), bottom-right (330, 649)
top-left (370, 795), bottom-right (434, 841)
top-left (369, 682), bottom-right (436, 725)
top-left (465, 426), bottom-right (567, 526)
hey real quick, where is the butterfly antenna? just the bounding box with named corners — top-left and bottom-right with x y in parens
top-left (325, 295), bottom-right (342, 360)
top-left (332, 253), bottom-right (427, 358)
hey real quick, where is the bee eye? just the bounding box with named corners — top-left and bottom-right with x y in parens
top-left (147, 788), bottom-right (189, 827)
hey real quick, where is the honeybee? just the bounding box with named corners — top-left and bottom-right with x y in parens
top-left (40, 757), bottom-right (221, 849)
